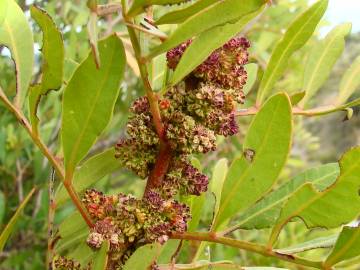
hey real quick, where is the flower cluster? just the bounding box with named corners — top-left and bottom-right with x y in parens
top-left (66, 36), bottom-right (251, 269)
top-left (53, 256), bottom-right (91, 270)
top-left (166, 37), bottom-right (250, 90)
top-left (115, 34), bottom-right (250, 227)
top-left (81, 189), bottom-right (190, 269)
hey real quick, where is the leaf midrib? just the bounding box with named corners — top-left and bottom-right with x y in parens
top-left (216, 97), bottom-right (287, 226)
top-left (259, 1), bottom-right (324, 102)
top-left (238, 170), bottom-right (338, 228)
top-left (326, 228), bottom-right (360, 266)
top-left (4, 20), bottom-right (21, 95)
top-left (279, 154), bottom-right (360, 227)
top-left (304, 27), bottom-right (345, 102)
top-left (66, 44), bottom-right (116, 174)
top-left (339, 58), bottom-right (360, 102)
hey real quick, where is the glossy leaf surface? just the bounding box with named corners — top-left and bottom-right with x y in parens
top-left (0, 0), bottom-right (34, 107)
top-left (257, 0), bottom-right (328, 104)
top-left (61, 35), bottom-right (125, 178)
top-left (213, 93), bottom-right (292, 229)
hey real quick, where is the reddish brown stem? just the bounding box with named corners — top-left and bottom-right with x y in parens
top-left (0, 87), bottom-right (93, 227)
top-left (64, 181), bottom-right (94, 227)
top-left (144, 143), bottom-right (172, 196)
top-left (123, 4), bottom-right (171, 198)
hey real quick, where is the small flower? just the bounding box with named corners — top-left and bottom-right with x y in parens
top-left (127, 113), bottom-right (159, 146)
top-left (166, 39), bottom-right (192, 69)
top-left (144, 190), bottom-right (165, 210)
top-left (182, 163), bottom-right (209, 195)
top-left (87, 232), bottom-right (104, 249)
top-left (115, 139), bottom-right (157, 178)
top-left (53, 256), bottom-right (82, 270)
top-left (166, 37), bottom-right (250, 91)
top-left (130, 96), bottom-right (150, 114)
top-left (157, 235), bottom-right (169, 245)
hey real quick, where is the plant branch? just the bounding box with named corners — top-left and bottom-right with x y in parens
top-left (159, 261), bottom-right (242, 270)
top-left (47, 169), bottom-right (56, 269)
top-left (236, 101), bottom-right (360, 118)
top-left (170, 232), bottom-right (325, 269)
top-left (96, 3), bottom-right (122, 16)
top-left (122, 0), bottom-right (171, 197)
top-left (0, 87), bottom-right (93, 227)
top-left (124, 22), bottom-right (167, 41)
top-left (123, 21), bottom-right (165, 139)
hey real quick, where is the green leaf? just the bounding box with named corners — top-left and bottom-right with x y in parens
top-left (170, 262), bottom-right (288, 270)
top-left (301, 23), bottom-right (351, 107)
top-left (213, 93), bottom-right (292, 230)
top-left (156, 0), bottom-right (218, 25)
top-left (56, 230), bottom-right (89, 254)
top-left (0, 188), bottom-right (35, 252)
top-left (256, 0), bottom-right (328, 104)
top-left (243, 268), bottom-right (288, 270)
top-left (128, 0), bottom-right (189, 17)
top-left (235, 163), bottom-right (339, 230)
top-left (170, 8), bottom-right (263, 85)
top-left (275, 234), bottom-right (338, 254)
top-left (187, 194), bottom-right (206, 232)
top-left (123, 243), bottom-right (163, 270)
top-left (150, 53), bottom-right (167, 91)
top-left (243, 64), bottom-right (259, 95)
top-left (0, 0), bottom-right (34, 108)
top-left (147, 0), bottom-right (265, 59)
top-left (55, 148), bottom-right (121, 206)
top-left (210, 158), bottom-right (228, 219)
top-left (324, 226), bottom-right (360, 267)
top-left (58, 211), bottom-right (87, 239)
top-left (289, 91), bottom-right (306, 105)
top-left (29, 5), bottom-right (64, 134)
top-left (269, 147), bottom-right (360, 246)
top-left (93, 240), bottom-right (110, 270)
top-left (70, 242), bottom-right (95, 265)
top-left (56, 211), bottom-right (89, 253)
top-left (0, 0), bottom-right (8, 25)
top-left (87, 11), bottom-right (100, 68)
top-left (337, 55), bottom-right (360, 104)
top-left (61, 35), bottom-right (125, 178)
top-left (0, 191), bottom-right (5, 224)
top-left (157, 239), bottom-right (181, 263)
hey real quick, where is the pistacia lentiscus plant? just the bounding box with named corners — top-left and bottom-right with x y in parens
top-left (1, 0), bottom-right (360, 270)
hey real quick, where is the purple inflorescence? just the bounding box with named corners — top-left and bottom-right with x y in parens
top-left (167, 37), bottom-right (250, 91)
top-left (60, 36), bottom-right (251, 269)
